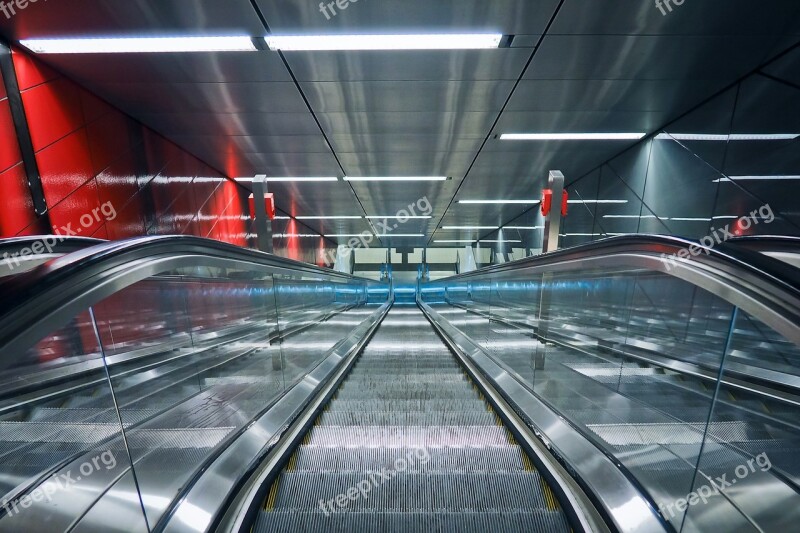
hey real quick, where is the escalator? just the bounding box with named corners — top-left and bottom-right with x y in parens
top-left (253, 305), bottom-right (573, 532)
top-left (0, 234), bottom-right (799, 532)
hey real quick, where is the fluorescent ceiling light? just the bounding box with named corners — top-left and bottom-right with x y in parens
top-left (344, 176), bottom-right (448, 182)
top-left (458, 200), bottom-right (540, 204)
top-left (501, 133), bottom-right (646, 141)
top-left (273, 216), bottom-right (291, 220)
top-left (265, 33), bottom-right (503, 51)
top-left (504, 226), bottom-right (543, 230)
top-left (20, 36), bottom-right (257, 54)
top-left (568, 200), bottom-right (628, 204)
top-left (375, 234), bottom-right (426, 237)
top-left (714, 175), bottom-right (800, 183)
top-left (671, 217), bottom-right (712, 222)
top-left (365, 215), bottom-right (432, 219)
top-left (712, 215), bottom-right (740, 220)
top-left (603, 214), bottom-right (658, 219)
top-left (266, 177), bottom-right (338, 182)
top-left (561, 233), bottom-right (599, 237)
top-left (441, 226), bottom-right (499, 230)
top-left (479, 239), bottom-right (522, 243)
top-left (295, 215), bottom-right (363, 220)
top-left (657, 133), bottom-right (799, 141)
top-left (236, 176), bottom-right (338, 182)
top-left (273, 234), bottom-right (319, 238)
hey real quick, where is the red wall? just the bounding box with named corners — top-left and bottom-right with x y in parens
top-left (0, 62), bottom-right (48, 236)
top-left (3, 49), bottom-right (253, 246)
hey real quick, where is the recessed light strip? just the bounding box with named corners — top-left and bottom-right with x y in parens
top-left (568, 200), bottom-right (628, 204)
top-left (344, 176), bottom-right (448, 182)
top-left (501, 133), bottom-right (646, 141)
top-left (603, 215), bottom-right (659, 219)
top-left (441, 226), bottom-right (499, 230)
top-left (657, 133), bottom-right (799, 141)
top-left (21, 36), bottom-right (258, 54)
top-left (365, 215), bottom-right (432, 219)
top-left (265, 33), bottom-right (503, 51)
top-left (714, 175), bottom-right (800, 182)
top-left (236, 177), bottom-right (338, 182)
top-left (458, 200), bottom-right (540, 205)
top-left (295, 216), bottom-right (363, 220)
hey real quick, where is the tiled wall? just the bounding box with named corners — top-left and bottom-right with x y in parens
top-left (3, 48), bottom-right (254, 246)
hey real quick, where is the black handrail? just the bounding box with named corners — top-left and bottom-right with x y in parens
top-left (431, 234), bottom-right (800, 297)
top-left (729, 235), bottom-right (800, 254)
top-left (0, 235), bottom-right (377, 358)
top-left (0, 235), bottom-right (103, 258)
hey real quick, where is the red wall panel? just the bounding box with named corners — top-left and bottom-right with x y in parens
top-left (1, 47), bottom-right (254, 248)
top-left (36, 128), bottom-right (94, 209)
top-left (0, 163), bottom-right (39, 236)
top-left (21, 76), bottom-right (84, 152)
top-left (0, 100), bottom-right (21, 173)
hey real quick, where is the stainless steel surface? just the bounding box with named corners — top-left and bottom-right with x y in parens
top-left (419, 233), bottom-right (800, 532)
top-left (2, 2), bottom-right (799, 248)
top-left (242, 306), bottom-right (586, 532)
top-left (162, 301), bottom-right (389, 533)
top-left (0, 236), bottom-right (390, 532)
top-left (419, 300), bottom-right (667, 533)
top-left (543, 170), bottom-right (564, 253)
top-left (421, 304), bottom-right (611, 533)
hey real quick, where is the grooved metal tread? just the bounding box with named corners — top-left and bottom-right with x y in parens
top-left (317, 411), bottom-right (497, 426)
top-left (272, 471), bottom-right (553, 510)
top-left (254, 510), bottom-right (570, 533)
top-left (289, 446), bottom-right (530, 472)
top-left (256, 307), bottom-right (570, 532)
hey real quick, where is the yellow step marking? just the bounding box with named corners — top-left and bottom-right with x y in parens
top-left (264, 476), bottom-right (280, 511)
top-left (540, 476), bottom-right (560, 510)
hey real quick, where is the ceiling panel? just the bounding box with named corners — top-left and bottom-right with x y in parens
top-left (493, 111), bottom-right (666, 134)
top-left (254, 0), bottom-right (560, 34)
top-left (329, 134), bottom-right (485, 154)
top-left (0, 0), bottom-right (264, 38)
top-left (284, 49), bottom-right (532, 82)
top-left (349, 180), bottom-right (459, 218)
top-left (300, 80), bottom-right (515, 112)
top-left (337, 152), bottom-right (474, 177)
top-left (204, 153), bottom-right (341, 179)
top-left (1, 0), bottom-right (798, 251)
top-left (315, 111), bottom-right (497, 136)
top-left (130, 112), bottom-right (323, 136)
top-left (505, 79), bottom-right (724, 113)
top-left (84, 82), bottom-right (308, 114)
top-left (525, 35), bottom-right (786, 81)
top-left (37, 52), bottom-right (292, 83)
top-left (170, 135), bottom-right (332, 155)
top-left (551, 0), bottom-right (800, 36)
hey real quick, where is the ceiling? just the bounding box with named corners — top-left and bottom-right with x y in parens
top-left (2, 0), bottom-right (800, 249)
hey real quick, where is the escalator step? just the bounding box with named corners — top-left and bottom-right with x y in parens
top-left (254, 510), bottom-right (570, 533)
top-left (289, 446), bottom-right (528, 472)
top-left (328, 399), bottom-right (488, 412)
top-left (317, 410), bottom-right (496, 426)
top-left (304, 426), bottom-right (512, 448)
top-left (271, 471), bottom-right (552, 511)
